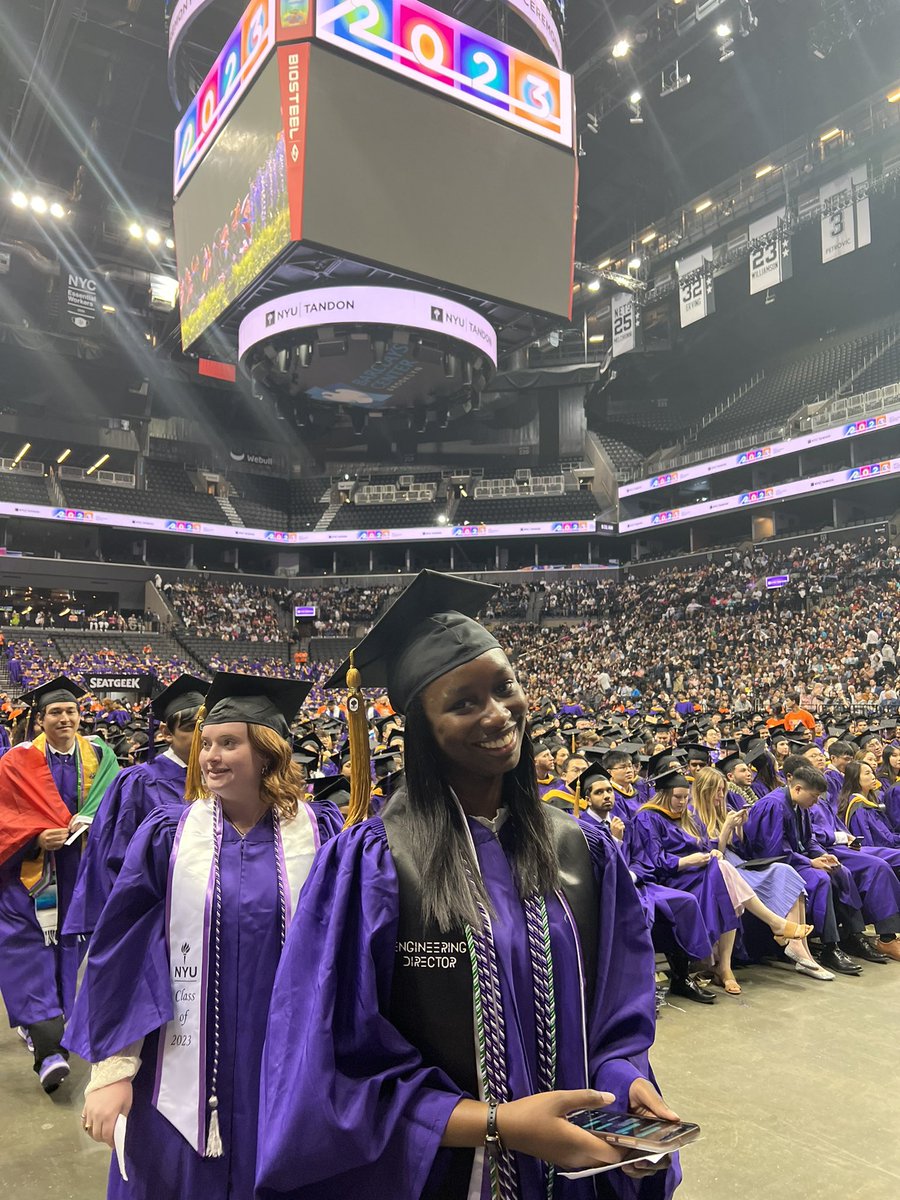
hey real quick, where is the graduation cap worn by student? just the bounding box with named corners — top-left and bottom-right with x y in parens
top-left (17, 676), bottom-right (87, 737)
top-left (651, 766), bottom-right (691, 793)
top-left (150, 675), bottom-right (210, 727)
top-left (575, 762), bottom-right (613, 808)
top-left (325, 569), bottom-right (499, 825)
top-left (185, 673), bottom-right (312, 798)
top-left (715, 750), bottom-right (746, 776)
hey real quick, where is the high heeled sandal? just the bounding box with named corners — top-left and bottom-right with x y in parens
top-left (773, 921), bottom-right (815, 946)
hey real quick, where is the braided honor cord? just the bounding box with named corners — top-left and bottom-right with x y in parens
top-left (524, 894), bottom-right (558, 1199)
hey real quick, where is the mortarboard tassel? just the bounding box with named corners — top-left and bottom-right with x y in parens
top-left (184, 705), bottom-right (207, 801)
top-left (343, 651), bottom-right (373, 829)
top-left (571, 733), bottom-right (576, 755)
top-left (573, 779), bottom-right (582, 819)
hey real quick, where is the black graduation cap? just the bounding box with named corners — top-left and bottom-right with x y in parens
top-left (652, 766), bottom-right (691, 791)
top-left (741, 738), bottom-right (770, 765)
top-left (786, 732), bottom-right (811, 751)
top-left (880, 719), bottom-right (897, 733)
top-left (308, 775), bottom-right (352, 804)
top-left (373, 750), bottom-right (401, 778)
top-left (858, 731), bottom-right (882, 748)
top-left (331, 746), bottom-right (352, 768)
top-left (201, 672), bottom-right (312, 740)
top-left (768, 721), bottom-right (787, 735)
top-left (647, 747), bottom-right (686, 776)
top-left (679, 742), bottom-right (712, 760)
top-left (615, 741), bottom-right (643, 756)
top-left (716, 750), bottom-right (746, 776)
top-left (326, 570), bottom-right (499, 714)
top-left (576, 763), bottom-right (612, 796)
top-left (17, 675), bottom-right (86, 711)
top-left (828, 725), bottom-right (851, 741)
top-left (150, 675), bottom-right (210, 725)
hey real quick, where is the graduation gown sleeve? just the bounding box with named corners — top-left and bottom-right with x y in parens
top-left (63, 806), bottom-right (179, 1061)
top-left (255, 819), bottom-right (465, 1200)
top-left (626, 812), bottom-right (683, 885)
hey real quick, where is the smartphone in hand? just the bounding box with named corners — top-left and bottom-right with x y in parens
top-left (567, 1109), bottom-right (700, 1154)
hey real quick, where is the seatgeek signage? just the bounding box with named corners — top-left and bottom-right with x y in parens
top-left (0, 502), bottom-right (602, 545)
top-left (238, 285), bottom-right (498, 367)
top-left (620, 458), bottom-right (900, 533)
top-left (619, 408), bottom-right (899, 498)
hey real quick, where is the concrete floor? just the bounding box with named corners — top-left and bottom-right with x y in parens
top-left (2, 958), bottom-right (899, 1199)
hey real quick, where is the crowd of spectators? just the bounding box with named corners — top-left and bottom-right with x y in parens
top-left (3, 638), bottom-right (193, 692)
top-left (164, 579), bottom-right (286, 641)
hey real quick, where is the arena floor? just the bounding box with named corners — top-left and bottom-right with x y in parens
top-left (3, 958), bottom-right (899, 1199)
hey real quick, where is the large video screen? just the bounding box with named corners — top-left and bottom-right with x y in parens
top-left (299, 44), bottom-right (577, 319)
top-left (174, 54), bottom-right (290, 348)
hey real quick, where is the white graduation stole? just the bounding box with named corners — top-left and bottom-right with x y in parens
top-left (153, 798), bottom-right (319, 1154)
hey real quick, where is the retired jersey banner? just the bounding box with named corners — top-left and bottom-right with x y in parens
top-left (611, 291), bottom-right (641, 357)
top-left (749, 209), bottom-right (792, 295)
top-left (676, 245), bottom-right (714, 329)
top-left (820, 166), bottom-right (871, 264)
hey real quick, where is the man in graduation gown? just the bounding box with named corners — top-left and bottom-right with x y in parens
top-left (541, 753), bottom-right (588, 814)
top-left (533, 742), bottom-right (561, 799)
top-left (605, 749), bottom-right (643, 823)
top-left (742, 763), bottom-right (868, 976)
top-left (257, 571), bottom-right (680, 1200)
top-left (64, 675), bottom-right (209, 939)
top-left (0, 677), bottom-right (120, 1091)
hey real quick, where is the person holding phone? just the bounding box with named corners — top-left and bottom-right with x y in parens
top-left (65, 674), bottom-right (343, 1200)
top-left (257, 571), bottom-right (681, 1200)
top-left (839, 761), bottom-right (900, 855)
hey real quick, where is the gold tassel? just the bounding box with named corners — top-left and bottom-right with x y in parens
top-left (184, 705), bottom-right (208, 801)
top-left (570, 733), bottom-right (576, 755)
top-left (573, 779), bottom-right (582, 819)
top-left (343, 651), bottom-right (373, 828)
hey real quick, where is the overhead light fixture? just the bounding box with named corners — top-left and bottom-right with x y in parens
top-left (30, 195), bottom-right (47, 214)
top-left (49, 201), bottom-right (65, 219)
top-left (695, 199), bottom-right (713, 213)
top-left (819, 127), bottom-right (842, 143)
top-left (128, 222), bottom-right (143, 238)
top-left (755, 164), bottom-right (776, 179)
top-left (627, 91), bottom-right (643, 124)
top-left (145, 228), bottom-right (161, 246)
top-left (640, 230), bottom-right (657, 244)
top-left (10, 190), bottom-right (28, 209)
top-left (12, 442), bottom-right (31, 465)
top-left (86, 453), bottom-right (110, 475)
top-left (56, 448), bottom-right (72, 464)
top-left (597, 258), bottom-right (612, 270)
top-left (587, 279), bottom-right (601, 292)
top-left (715, 22), bottom-right (732, 37)
top-left (629, 90), bottom-right (642, 105)
top-left (627, 256), bottom-right (642, 270)
top-left (887, 87), bottom-right (900, 104)
top-left (612, 38), bottom-right (630, 58)
top-left (165, 236), bottom-right (175, 249)
top-left (660, 60), bottom-right (691, 97)
top-left (101, 304), bottom-right (117, 314)
top-left (589, 334), bottom-right (606, 344)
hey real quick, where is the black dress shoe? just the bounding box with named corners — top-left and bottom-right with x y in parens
top-left (669, 976), bottom-right (716, 1005)
top-left (819, 946), bottom-right (863, 975)
top-left (841, 934), bottom-right (889, 964)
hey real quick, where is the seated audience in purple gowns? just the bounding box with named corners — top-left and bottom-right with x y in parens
top-left (839, 761), bottom-right (900, 852)
top-left (66, 674), bottom-right (342, 1200)
top-left (257, 571), bottom-right (681, 1200)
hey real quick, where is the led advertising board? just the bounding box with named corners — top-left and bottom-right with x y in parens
top-left (174, 0), bottom-right (277, 196)
top-left (315, 0), bottom-right (573, 148)
top-left (619, 408), bottom-right (900, 498)
top-left (620, 458), bottom-right (900, 533)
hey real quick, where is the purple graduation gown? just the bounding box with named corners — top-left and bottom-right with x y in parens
top-left (65, 799), bottom-right (343, 1200)
top-left (742, 790), bottom-right (862, 936)
top-left (845, 802), bottom-right (900, 850)
top-left (626, 810), bottom-right (738, 943)
top-left (0, 745), bottom-right (98, 1027)
top-left (612, 785), bottom-right (641, 824)
top-left (0, 725), bottom-right (10, 758)
top-left (256, 814), bottom-right (680, 1200)
top-left (884, 783), bottom-right (900, 833)
top-left (64, 754), bottom-right (188, 937)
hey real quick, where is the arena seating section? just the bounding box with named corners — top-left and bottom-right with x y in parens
top-left (0, 471), bottom-right (49, 505)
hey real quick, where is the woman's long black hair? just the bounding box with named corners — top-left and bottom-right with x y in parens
top-left (752, 750), bottom-right (779, 794)
top-left (837, 760), bottom-right (869, 823)
top-left (401, 696), bottom-right (560, 933)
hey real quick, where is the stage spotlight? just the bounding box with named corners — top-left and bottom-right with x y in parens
top-left (716, 22), bottom-right (734, 60)
top-left (49, 201), bottom-right (65, 219)
top-left (627, 256), bottom-right (642, 271)
top-left (587, 279), bottom-right (601, 292)
top-left (165, 236), bottom-right (175, 250)
top-left (660, 61), bottom-right (691, 97)
top-left (145, 228), bottom-right (161, 245)
top-left (128, 222), bottom-right (142, 238)
top-left (715, 22), bottom-right (732, 37)
top-left (10, 190), bottom-right (27, 209)
top-left (612, 38), bottom-right (630, 58)
top-left (30, 195), bottom-right (47, 214)
top-left (627, 91), bottom-right (643, 124)
top-left (437, 513), bottom-right (449, 525)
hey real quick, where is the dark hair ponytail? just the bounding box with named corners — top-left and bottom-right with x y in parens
top-left (402, 698), bottom-right (559, 933)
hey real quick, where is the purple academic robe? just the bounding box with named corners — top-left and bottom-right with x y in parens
top-left (884, 783), bottom-right (900, 833)
top-left (256, 814), bottom-right (680, 1200)
top-left (0, 725), bottom-right (10, 758)
top-left (0, 744), bottom-right (98, 1026)
top-left (808, 796), bottom-right (900, 923)
top-left (65, 799), bottom-right (343, 1200)
top-left (825, 769), bottom-right (843, 807)
top-left (612, 785), bottom-right (641, 824)
top-left (625, 810), bottom-right (738, 945)
top-left (845, 802), bottom-right (900, 850)
top-left (743, 790), bottom-right (862, 937)
top-left (64, 754), bottom-right (188, 937)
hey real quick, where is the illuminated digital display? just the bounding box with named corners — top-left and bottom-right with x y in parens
top-left (315, 0), bottom-right (573, 148)
top-left (620, 458), bottom-right (900, 533)
top-left (620, 407), bottom-right (900, 498)
top-left (173, 0), bottom-right (276, 196)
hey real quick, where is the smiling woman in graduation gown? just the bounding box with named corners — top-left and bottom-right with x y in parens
top-left (256, 571), bottom-right (681, 1200)
top-left (65, 675), bottom-right (343, 1200)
